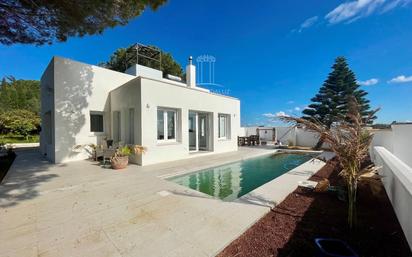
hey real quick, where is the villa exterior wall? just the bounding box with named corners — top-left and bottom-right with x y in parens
top-left (43, 57), bottom-right (136, 163)
top-left (139, 77), bottom-right (240, 166)
top-left (40, 56), bottom-right (241, 165)
top-left (109, 79), bottom-right (143, 164)
top-left (40, 59), bottom-right (55, 162)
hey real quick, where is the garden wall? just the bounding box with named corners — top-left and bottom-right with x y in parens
top-left (371, 124), bottom-right (412, 167)
top-left (240, 126), bottom-right (320, 148)
top-left (373, 146), bottom-right (412, 249)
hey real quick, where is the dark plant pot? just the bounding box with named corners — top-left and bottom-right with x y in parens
top-left (314, 238), bottom-right (358, 257)
top-left (111, 156), bottom-right (129, 170)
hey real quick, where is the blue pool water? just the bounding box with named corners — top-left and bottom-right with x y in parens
top-left (168, 152), bottom-right (316, 201)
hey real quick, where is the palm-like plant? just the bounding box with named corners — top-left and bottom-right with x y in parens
top-left (280, 97), bottom-right (379, 228)
top-left (112, 145), bottom-right (146, 158)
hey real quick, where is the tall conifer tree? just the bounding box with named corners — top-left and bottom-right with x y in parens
top-left (303, 56), bottom-right (375, 128)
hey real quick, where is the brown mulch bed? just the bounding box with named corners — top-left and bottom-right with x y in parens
top-left (217, 159), bottom-right (412, 257)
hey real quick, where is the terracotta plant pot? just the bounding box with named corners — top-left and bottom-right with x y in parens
top-left (111, 156), bottom-right (129, 170)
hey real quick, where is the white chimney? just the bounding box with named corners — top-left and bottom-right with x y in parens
top-left (186, 56), bottom-right (196, 88)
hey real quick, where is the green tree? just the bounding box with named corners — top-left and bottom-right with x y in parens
top-left (0, 110), bottom-right (40, 139)
top-left (303, 57), bottom-right (375, 128)
top-left (0, 77), bottom-right (40, 113)
top-left (100, 44), bottom-right (184, 79)
top-left (281, 98), bottom-right (379, 229)
top-left (0, 0), bottom-right (167, 45)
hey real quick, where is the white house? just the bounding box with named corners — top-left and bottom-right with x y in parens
top-left (40, 54), bottom-right (240, 166)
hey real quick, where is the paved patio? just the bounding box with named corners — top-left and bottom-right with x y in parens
top-left (0, 147), bottom-right (329, 257)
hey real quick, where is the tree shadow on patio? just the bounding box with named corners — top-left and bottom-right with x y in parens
top-left (0, 149), bottom-right (58, 208)
top-left (0, 59), bottom-right (94, 207)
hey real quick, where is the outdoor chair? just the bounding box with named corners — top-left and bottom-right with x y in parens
top-left (94, 145), bottom-right (104, 161)
top-left (249, 135), bottom-right (260, 146)
top-left (102, 149), bottom-right (116, 167)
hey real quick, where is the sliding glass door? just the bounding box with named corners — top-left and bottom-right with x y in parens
top-left (188, 111), bottom-right (209, 152)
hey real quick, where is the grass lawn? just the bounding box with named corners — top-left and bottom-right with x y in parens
top-left (0, 134), bottom-right (39, 144)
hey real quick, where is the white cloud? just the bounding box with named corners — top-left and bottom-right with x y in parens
top-left (382, 0), bottom-right (412, 12)
top-left (358, 78), bottom-right (379, 86)
top-left (325, 0), bottom-right (411, 24)
top-left (298, 16), bottom-right (319, 32)
top-left (262, 113), bottom-right (277, 118)
top-left (287, 100), bottom-right (295, 104)
top-left (388, 75), bottom-right (412, 83)
top-left (262, 111), bottom-right (288, 119)
top-left (294, 107), bottom-right (301, 111)
top-left (276, 111), bottom-right (288, 117)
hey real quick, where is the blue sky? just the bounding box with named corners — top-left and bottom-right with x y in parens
top-left (1, 0), bottom-right (412, 125)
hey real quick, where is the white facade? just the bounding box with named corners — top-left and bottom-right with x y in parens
top-left (40, 56), bottom-right (240, 165)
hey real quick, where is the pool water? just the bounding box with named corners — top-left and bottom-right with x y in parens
top-left (168, 152), bottom-right (317, 201)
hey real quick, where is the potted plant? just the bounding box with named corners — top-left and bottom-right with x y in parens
top-left (73, 143), bottom-right (98, 160)
top-left (111, 145), bottom-right (146, 170)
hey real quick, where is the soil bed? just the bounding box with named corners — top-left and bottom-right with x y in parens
top-left (217, 159), bottom-right (412, 257)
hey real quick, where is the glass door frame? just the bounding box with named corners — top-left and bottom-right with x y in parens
top-left (189, 111), bottom-right (211, 152)
top-left (189, 111), bottom-right (199, 152)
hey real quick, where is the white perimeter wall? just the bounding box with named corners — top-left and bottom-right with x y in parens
top-left (240, 126), bottom-right (321, 148)
top-left (370, 124), bottom-right (412, 249)
top-left (45, 57), bottom-right (136, 163)
top-left (371, 125), bottom-right (412, 167)
top-left (140, 77), bottom-right (240, 166)
top-left (373, 147), bottom-right (412, 249)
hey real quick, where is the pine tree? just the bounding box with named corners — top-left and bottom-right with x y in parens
top-left (303, 56), bottom-right (375, 128)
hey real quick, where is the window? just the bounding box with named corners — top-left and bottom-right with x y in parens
top-left (218, 114), bottom-right (230, 139)
top-left (157, 108), bottom-right (177, 141)
top-left (90, 112), bottom-right (103, 132)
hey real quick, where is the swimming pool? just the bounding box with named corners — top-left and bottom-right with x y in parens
top-left (167, 152), bottom-right (317, 201)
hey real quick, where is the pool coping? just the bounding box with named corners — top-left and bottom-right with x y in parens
top-left (159, 149), bottom-right (334, 257)
top-left (159, 149), bottom-right (330, 207)
top-left (158, 149), bottom-right (322, 179)
top-left (235, 151), bottom-right (334, 208)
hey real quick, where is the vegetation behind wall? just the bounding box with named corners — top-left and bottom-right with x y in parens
top-left (0, 76), bottom-right (40, 143)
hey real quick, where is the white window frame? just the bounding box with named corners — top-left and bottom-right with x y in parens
top-left (157, 108), bottom-right (177, 143)
top-left (218, 113), bottom-right (230, 140)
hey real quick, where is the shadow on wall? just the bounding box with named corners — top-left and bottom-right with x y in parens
top-left (0, 150), bottom-right (58, 208)
top-left (54, 59), bottom-right (94, 162)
